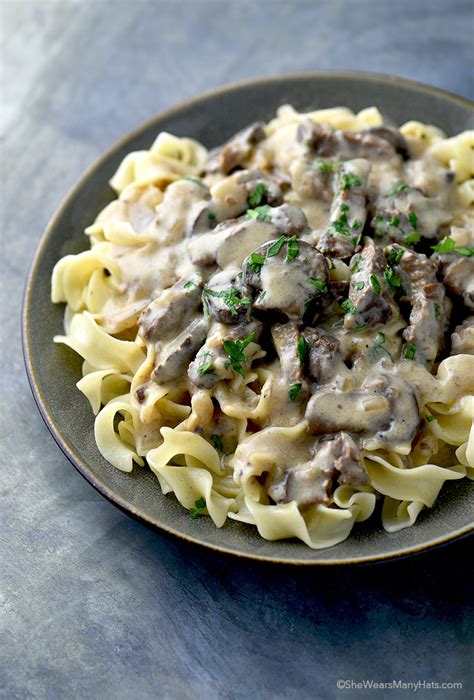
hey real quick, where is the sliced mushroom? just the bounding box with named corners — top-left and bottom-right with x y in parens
top-left (344, 237), bottom-right (396, 330)
top-left (206, 122), bottom-right (266, 175)
top-left (138, 275), bottom-right (204, 342)
top-left (388, 245), bottom-right (449, 365)
top-left (188, 319), bottom-right (263, 389)
top-left (450, 317), bottom-right (474, 355)
top-left (267, 431), bottom-right (368, 506)
top-left (266, 203), bottom-right (309, 236)
top-left (302, 327), bottom-right (344, 383)
top-left (152, 317), bottom-right (209, 384)
top-left (305, 372), bottom-right (420, 452)
top-left (243, 238), bottom-right (329, 320)
top-left (317, 159), bottom-right (371, 259)
top-left (363, 126), bottom-right (409, 159)
top-left (203, 267), bottom-right (252, 324)
top-left (298, 121), bottom-right (400, 160)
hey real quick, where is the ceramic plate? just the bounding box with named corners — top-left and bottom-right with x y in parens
top-left (23, 72), bottom-right (474, 564)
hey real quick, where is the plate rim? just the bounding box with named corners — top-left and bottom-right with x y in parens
top-left (22, 70), bottom-right (474, 565)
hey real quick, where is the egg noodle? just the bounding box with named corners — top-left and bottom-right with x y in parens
top-left (52, 105), bottom-right (474, 548)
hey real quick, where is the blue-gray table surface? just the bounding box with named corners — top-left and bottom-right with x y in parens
top-left (1, 1), bottom-right (473, 698)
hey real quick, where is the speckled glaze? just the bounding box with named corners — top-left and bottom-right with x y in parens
top-left (23, 72), bottom-right (474, 565)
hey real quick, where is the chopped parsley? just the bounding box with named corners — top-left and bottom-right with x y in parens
top-left (208, 212), bottom-right (216, 221)
top-left (455, 246), bottom-right (474, 257)
top-left (183, 176), bottom-right (205, 187)
top-left (308, 278), bottom-right (328, 293)
top-left (404, 343), bottom-right (417, 360)
top-left (223, 331), bottom-right (256, 376)
top-left (374, 331), bottom-right (391, 356)
top-left (197, 360), bottom-right (214, 375)
top-left (286, 236), bottom-right (299, 262)
top-left (350, 254), bottom-right (362, 273)
top-left (203, 287), bottom-right (251, 317)
top-left (352, 280), bottom-right (365, 290)
top-left (297, 335), bottom-right (309, 367)
top-left (387, 247), bottom-right (404, 265)
top-left (266, 235), bottom-right (287, 257)
top-left (256, 290), bottom-right (267, 303)
top-left (184, 279), bottom-right (199, 290)
top-left (431, 238), bottom-right (474, 256)
top-left (386, 182), bottom-right (409, 197)
top-left (211, 434), bottom-right (223, 452)
top-left (314, 159), bottom-right (334, 174)
top-left (434, 303), bottom-right (441, 319)
top-left (341, 299), bottom-right (356, 314)
top-left (248, 183), bottom-right (267, 208)
top-left (328, 219), bottom-right (351, 237)
top-left (289, 383), bottom-right (302, 401)
top-left (426, 415), bottom-right (435, 423)
top-left (383, 266), bottom-right (403, 294)
top-left (189, 497), bottom-right (207, 518)
top-left (340, 203), bottom-right (349, 213)
top-left (341, 172), bottom-right (362, 191)
top-left (247, 204), bottom-right (272, 222)
top-left (389, 216), bottom-right (400, 227)
top-left (370, 274), bottom-right (382, 296)
top-left (247, 252), bottom-right (265, 273)
top-left (404, 231), bottom-right (422, 245)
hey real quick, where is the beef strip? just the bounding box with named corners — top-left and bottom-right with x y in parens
top-left (203, 267), bottom-right (252, 324)
top-left (450, 317), bottom-right (474, 355)
top-left (206, 122), bottom-right (266, 175)
top-left (296, 120), bottom-right (403, 160)
top-left (267, 432), bottom-right (368, 506)
top-left (243, 238), bottom-right (329, 320)
top-left (434, 255), bottom-right (474, 310)
top-left (152, 317), bottom-right (209, 384)
top-left (344, 237), bottom-right (396, 330)
top-left (236, 169), bottom-right (283, 206)
top-left (317, 159), bottom-right (371, 259)
top-left (138, 275), bottom-right (204, 343)
top-left (302, 327), bottom-right (344, 383)
top-left (388, 245), bottom-right (448, 365)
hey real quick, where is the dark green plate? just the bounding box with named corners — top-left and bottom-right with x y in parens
top-left (23, 72), bottom-right (474, 564)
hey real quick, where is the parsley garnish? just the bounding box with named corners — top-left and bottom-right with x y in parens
top-left (247, 204), bottom-right (272, 222)
top-left (183, 176), bottom-right (205, 187)
top-left (289, 383), bottom-right (302, 401)
top-left (266, 235), bottom-right (287, 257)
top-left (370, 274), bottom-right (382, 296)
top-left (197, 360), bottom-right (214, 375)
top-left (387, 247), bottom-right (404, 265)
top-left (286, 236), bottom-right (299, 262)
top-left (314, 159), bottom-right (334, 174)
top-left (374, 331), bottom-right (391, 356)
top-left (389, 216), bottom-right (400, 227)
top-left (308, 278), bottom-right (328, 293)
top-left (203, 287), bottom-right (251, 317)
top-left (341, 299), bottom-right (356, 314)
top-left (431, 238), bottom-right (474, 256)
top-left (352, 280), bottom-right (365, 290)
top-left (350, 254), bottom-right (362, 273)
top-left (208, 212), bottom-right (216, 221)
top-left (408, 211), bottom-right (418, 229)
top-left (184, 279), bottom-right (198, 290)
top-left (247, 252), bottom-right (265, 273)
top-left (297, 335), bottom-right (309, 367)
top-left (328, 219), bottom-right (351, 237)
top-left (404, 343), bottom-right (417, 360)
top-left (341, 172), bottom-right (361, 191)
top-left (256, 290), bottom-right (267, 304)
top-left (434, 303), bottom-right (441, 318)
top-left (190, 497), bottom-right (207, 518)
top-left (404, 231), bottom-right (421, 245)
top-left (211, 434), bottom-right (223, 452)
top-left (248, 183), bottom-right (267, 208)
top-left (455, 246), bottom-right (474, 257)
top-left (426, 415), bottom-right (435, 423)
top-left (386, 183), bottom-right (409, 197)
top-left (223, 331), bottom-right (256, 376)
top-left (383, 266), bottom-right (402, 294)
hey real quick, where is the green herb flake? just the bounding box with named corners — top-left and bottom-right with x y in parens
top-left (408, 211), bottom-right (418, 229)
top-left (223, 331), bottom-right (256, 376)
top-left (208, 212), bottom-right (216, 221)
top-left (387, 247), bottom-right (404, 265)
top-left (189, 497), bottom-right (207, 519)
top-left (377, 332), bottom-right (386, 343)
top-left (183, 176), bottom-right (205, 187)
top-left (297, 335), bottom-right (309, 367)
top-left (247, 204), bottom-right (272, 222)
top-left (204, 287), bottom-right (251, 317)
top-left (426, 415), bottom-right (435, 423)
top-left (286, 236), bottom-right (299, 263)
top-left (432, 236), bottom-right (456, 253)
top-left (308, 277), bottom-right (328, 293)
top-left (248, 183), bottom-right (267, 208)
top-left (389, 216), bottom-right (400, 227)
top-left (374, 331), bottom-right (391, 356)
top-left (340, 203), bottom-right (349, 213)
top-left (350, 254), bottom-right (362, 273)
top-left (353, 220), bottom-right (361, 229)
top-left (341, 299), bottom-right (357, 315)
top-left (455, 246), bottom-right (474, 257)
top-left (404, 231), bottom-right (421, 245)
top-left (314, 159), bottom-right (333, 174)
top-left (434, 303), bottom-right (441, 319)
top-left (386, 183), bottom-right (409, 197)
top-left (404, 343), bottom-right (417, 360)
top-left (197, 361), bottom-right (214, 375)
top-left (289, 383), bottom-right (302, 401)
top-left (352, 280), bottom-right (365, 290)
top-left (247, 252), bottom-right (265, 273)
top-left (328, 219), bottom-right (351, 237)
top-left (184, 279), bottom-right (198, 290)
top-left (383, 266), bottom-right (402, 293)
top-left (211, 434), bottom-right (223, 452)
top-left (266, 235), bottom-right (287, 257)
top-left (341, 172), bottom-right (362, 191)
top-left (370, 274), bottom-right (382, 296)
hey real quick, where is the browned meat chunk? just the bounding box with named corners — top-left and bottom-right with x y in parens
top-left (438, 257), bottom-right (474, 310)
top-left (450, 317), bottom-right (474, 355)
top-left (388, 245), bottom-right (449, 365)
top-left (344, 238), bottom-right (396, 330)
top-left (317, 159), bottom-right (371, 259)
top-left (302, 327), bottom-right (343, 383)
top-left (296, 120), bottom-right (399, 160)
top-left (305, 373), bottom-right (419, 451)
top-left (267, 432), bottom-right (368, 506)
top-left (139, 276), bottom-right (203, 342)
top-left (203, 268), bottom-right (252, 324)
top-left (236, 169), bottom-right (283, 206)
top-left (243, 238), bottom-right (329, 320)
top-left (206, 122), bottom-right (266, 174)
top-left (152, 318), bottom-right (209, 384)
top-left (266, 203), bottom-right (309, 236)
top-left (364, 126), bottom-right (409, 159)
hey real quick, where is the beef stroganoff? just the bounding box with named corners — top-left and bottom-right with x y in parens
top-left (52, 105), bottom-right (474, 548)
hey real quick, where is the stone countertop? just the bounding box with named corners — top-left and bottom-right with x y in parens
top-left (1, 1), bottom-right (473, 698)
